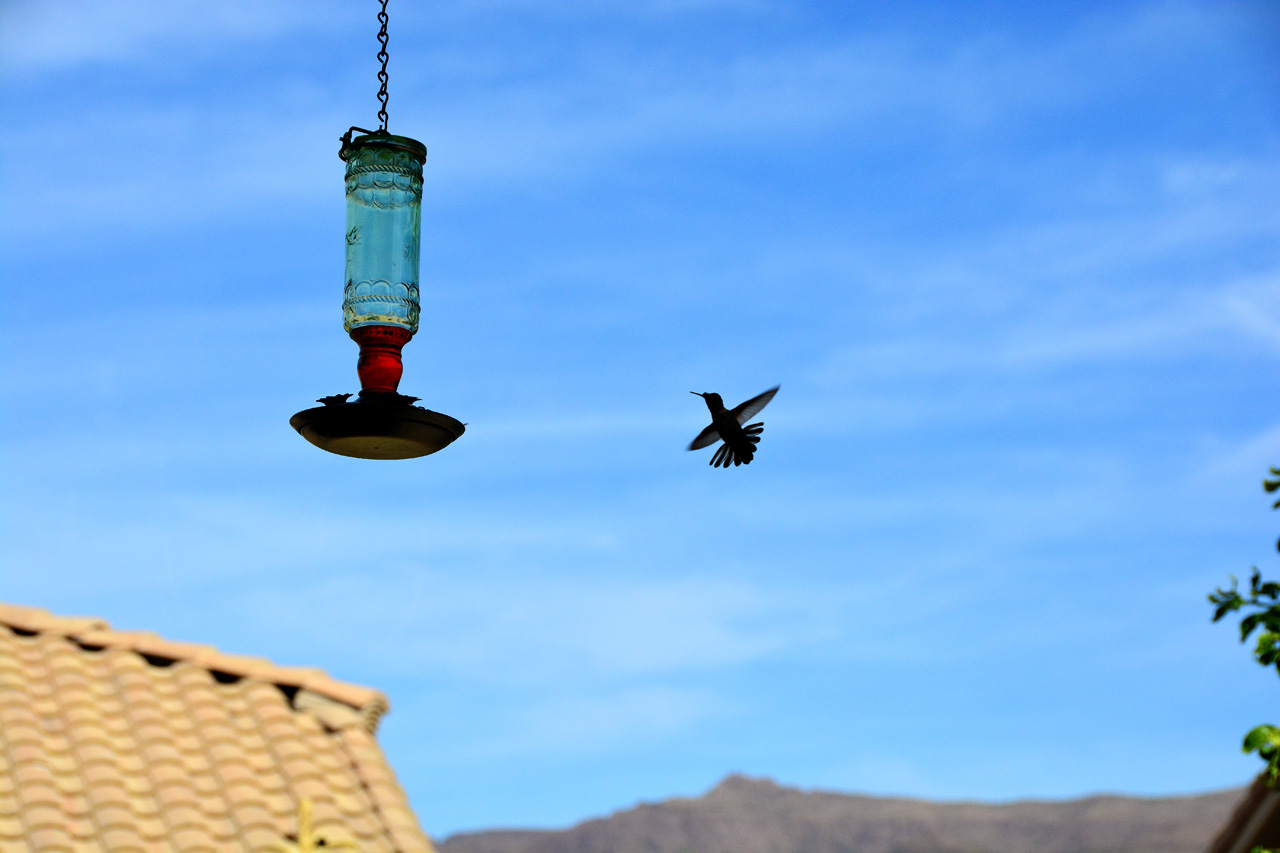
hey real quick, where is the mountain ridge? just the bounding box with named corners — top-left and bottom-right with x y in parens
top-left (438, 773), bottom-right (1246, 853)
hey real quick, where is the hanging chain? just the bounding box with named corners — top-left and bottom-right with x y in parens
top-left (376, 0), bottom-right (390, 131)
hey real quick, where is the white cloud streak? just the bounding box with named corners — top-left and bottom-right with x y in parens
top-left (4, 1), bottom-right (1261, 234)
top-left (0, 0), bottom-right (352, 73)
top-left (235, 571), bottom-right (837, 683)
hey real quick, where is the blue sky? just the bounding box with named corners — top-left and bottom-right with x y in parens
top-left (2, 0), bottom-right (1279, 839)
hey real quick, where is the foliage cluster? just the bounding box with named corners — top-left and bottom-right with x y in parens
top-left (1209, 468), bottom-right (1280, 853)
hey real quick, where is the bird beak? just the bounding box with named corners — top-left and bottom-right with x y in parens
top-left (690, 391), bottom-right (704, 397)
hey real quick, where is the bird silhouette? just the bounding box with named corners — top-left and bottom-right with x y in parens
top-left (688, 386), bottom-right (779, 467)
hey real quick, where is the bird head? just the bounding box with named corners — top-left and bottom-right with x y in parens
top-left (691, 391), bottom-right (723, 410)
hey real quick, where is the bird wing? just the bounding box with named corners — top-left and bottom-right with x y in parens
top-left (688, 424), bottom-right (721, 451)
top-left (731, 385), bottom-right (779, 424)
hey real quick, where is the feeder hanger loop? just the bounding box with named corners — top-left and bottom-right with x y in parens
top-left (376, 0), bottom-right (390, 131)
top-left (335, 0), bottom-right (393, 154)
top-left (337, 1), bottom-right (423, 160)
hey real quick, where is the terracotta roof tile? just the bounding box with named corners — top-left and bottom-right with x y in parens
top-left (7, 725), bottom-right (42, 749)
top-left (95, 802), bottom-right (136, 829)
top-left (166, 802), bottom-right (207, 829)
top-left (27, 825), bottom-right (74, 850)
top-left (64, 792), bottom-right (92, 815)
top-left (170, 824), bottom-right (218, 851)
top-left (192, 774), bottom-right (223, 798)
top-left (95, 789), bottom-right (134, 814)
top-left (207, 814), bottom-right (238, 839)
top-left (293, 776), bottom-right (332, 802)
top-left (243, 823), bottom-right (287, 848)
top-left (24, 800), bottom-right (66, 827)
top-left (0, 602), bottom-right (436, 852)
top-left (118, 754), bottom-right (146, 774)
top-left (12, 761), bottom-right (55, 791)
top-left (389, 823), bottom-right (436, 853)
top-left (68, 816), bottom-right (97, 839)
top-left (134, 815), bottom-right (165, 838)
top-left (46, 753), bottom-right (77, 775)
top-left (99, 824), bottom-right (146, 851)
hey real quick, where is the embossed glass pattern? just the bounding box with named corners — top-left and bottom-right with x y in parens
top-left (342, 144), bottom-right (423, 332)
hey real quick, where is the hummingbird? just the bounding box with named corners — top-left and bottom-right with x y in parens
top-left (688, 386), bottom-right (779, 467)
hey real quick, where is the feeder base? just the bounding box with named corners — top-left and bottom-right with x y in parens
top-left (290, 393), bottom-right (465, 460)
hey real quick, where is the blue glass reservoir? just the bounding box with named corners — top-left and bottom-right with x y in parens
top-left (340, 133), bottom-right (427, 333)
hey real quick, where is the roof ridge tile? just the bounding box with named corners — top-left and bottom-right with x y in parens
top-left (0, 603), bottom-right (110, 636)
top-left (0, 602), bottom-right (389, 716)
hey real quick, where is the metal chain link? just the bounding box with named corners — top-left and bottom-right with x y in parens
top-left (376, 0), bottom-right (390, 131)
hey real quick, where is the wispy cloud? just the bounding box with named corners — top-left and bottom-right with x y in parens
top-left (433, 685), bottom-right (727, 761)
top-left (0, 0), bottom-right (353, 73)
top-left (0, 0), bottom-right (768, 77)
top-left (5, 1), bottom-right (1261, 237)
top-left (233, 570), bottom-right (845, 683)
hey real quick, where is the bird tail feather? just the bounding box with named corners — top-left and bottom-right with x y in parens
top-left (709, 423), bottom-right (765, 468)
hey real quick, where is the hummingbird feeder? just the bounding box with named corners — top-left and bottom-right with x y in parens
top-left (291, 0), bottom-right (464, 460)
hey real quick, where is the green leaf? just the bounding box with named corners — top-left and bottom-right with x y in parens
top-left (1243, 725), bottom-right (1280, 754)
top-left (1214, 601), bottom-right (1240, 622)
top-left (1244, 723), bottom-right (1280, 787)
top-left (1255, 632), bottom-right (1280, 666)
top-left (1211, 578), bottom-right (1244, 622)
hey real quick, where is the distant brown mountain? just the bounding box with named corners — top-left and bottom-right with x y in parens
top-left (437, 774), bottom-right (1246, 853)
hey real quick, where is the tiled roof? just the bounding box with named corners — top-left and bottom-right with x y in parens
top-left (0, 602), bottom-right (436, 853)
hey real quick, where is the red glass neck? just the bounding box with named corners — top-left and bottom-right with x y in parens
top-left (350, 325), bottom-right (414, 395)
